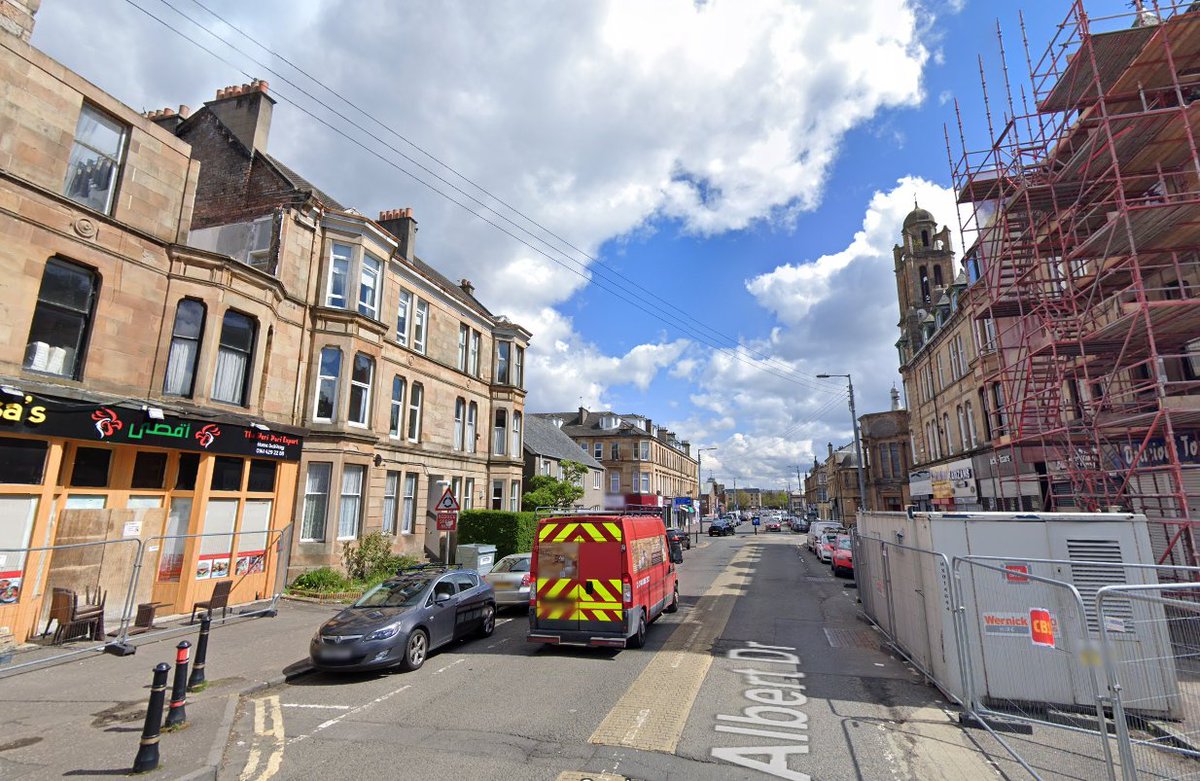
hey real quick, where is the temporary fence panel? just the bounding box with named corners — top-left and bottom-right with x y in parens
top-left (854, 535), bottom-right (894, 637)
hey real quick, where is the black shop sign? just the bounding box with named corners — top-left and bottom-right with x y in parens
top-left (0, 393), bottom-right (302, 460)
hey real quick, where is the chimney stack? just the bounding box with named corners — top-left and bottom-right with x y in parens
top-left (459, 279), bottom-right (475, 297)
top-left (205, 79), bottom-right (274, 152)
top-left (0, 0), bottom-right (39, 42)
top-left (827, 442), bottom-right (834, 460)
top-left (577, 407), bottom-right (589, 425)
top-left (890, 386), bottom-right (901, 410)
top-left (377, 208), bottom-right (418, 262)
top-left (144, 104), bottom-right (191, 134)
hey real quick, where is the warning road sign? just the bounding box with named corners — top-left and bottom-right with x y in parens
top-left (435, 487), bottom-right (460, 512)
top-left (436, 511), bottom-right (458, 531)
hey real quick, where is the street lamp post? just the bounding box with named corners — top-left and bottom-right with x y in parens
top-left (697, 447), bottom-right (717, 545)
top-left (817, 373), bottom-right (869, 520)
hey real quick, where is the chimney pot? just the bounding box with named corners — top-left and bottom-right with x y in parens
top-left (179, 104), bottom-right (190, 117)
top-left (163, 107), bottom-right (175, 116)
top-left (258, 80), bottom-right (269, 92)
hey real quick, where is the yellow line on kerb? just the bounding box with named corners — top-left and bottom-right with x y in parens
top-left (587, 543), bottom-right (756, 753)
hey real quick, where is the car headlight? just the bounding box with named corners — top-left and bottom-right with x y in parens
top-left (366, 623), bottom-right (401, 641)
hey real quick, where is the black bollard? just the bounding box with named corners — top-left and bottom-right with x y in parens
top-left (187, 614), bottom-right (210, 691)
top-left (164, 640), bottom-right (191, 729)
top-left (132, 663), bottom-right (170, 773)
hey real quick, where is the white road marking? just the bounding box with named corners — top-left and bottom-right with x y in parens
top-left (433, 658), bottom-right (465, 675)
top-left (281, 703), bottom-right (351, 710)
top-left (287, 684), bottom-right (411, 745)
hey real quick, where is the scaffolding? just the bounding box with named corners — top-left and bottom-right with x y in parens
top-left (950, 1), bottom-right (1200, 566)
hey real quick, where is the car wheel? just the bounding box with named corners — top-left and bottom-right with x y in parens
top-left (478, 603), bottom-right (495, 638)
top-left (629, 614), bottom-right (647, 649)
top-left (665, 586), bottom-right (679, 613)
top-left (399, 628), bottom-right (429, 671)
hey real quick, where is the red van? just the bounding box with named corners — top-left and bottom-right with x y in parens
top-left (527, 510), bottom-right (683, 649)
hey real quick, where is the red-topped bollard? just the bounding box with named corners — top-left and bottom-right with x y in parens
top-left (164, 640), bottom-right (190, 729)
top-left (132, 663), bottom-right (170, 772)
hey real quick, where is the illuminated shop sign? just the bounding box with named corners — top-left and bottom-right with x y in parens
top-left (0, 393), bottom-right (302, 460)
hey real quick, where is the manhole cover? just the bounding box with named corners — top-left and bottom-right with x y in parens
top-left (824, 628), bottom-right (879, 649)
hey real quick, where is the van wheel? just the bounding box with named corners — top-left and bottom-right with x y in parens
top-left (629, 615), bottom-right (646, 649)
top-left (665, 587), bottom-right (679, 613)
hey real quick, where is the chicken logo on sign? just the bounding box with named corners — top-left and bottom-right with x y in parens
top-left (91, 407), bottom-right (123, 439)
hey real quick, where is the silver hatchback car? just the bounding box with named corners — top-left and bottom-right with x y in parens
top-left (483, 553), bottom-right (532, 607)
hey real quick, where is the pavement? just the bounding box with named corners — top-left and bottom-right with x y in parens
top-left (0, 599), bottom-right (337, 780)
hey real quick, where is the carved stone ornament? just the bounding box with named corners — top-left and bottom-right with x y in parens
top-left (72, 217), bottom-right (97, 239)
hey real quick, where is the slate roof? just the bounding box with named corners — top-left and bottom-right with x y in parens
top-left (523, 415), bottom-right (603, 469)
top-left (262, 153), bottom-right (346, 211)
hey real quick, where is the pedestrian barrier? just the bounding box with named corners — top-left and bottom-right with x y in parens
top-left (0, 523), bottom-right (294, 678)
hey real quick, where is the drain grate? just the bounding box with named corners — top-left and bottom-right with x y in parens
top-left (823, 628), bottom-right (880, 649)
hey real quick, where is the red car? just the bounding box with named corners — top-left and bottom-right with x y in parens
top-left (831, 535), bottom-right (854, 577)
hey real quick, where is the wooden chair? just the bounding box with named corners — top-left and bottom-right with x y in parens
top-left (44, 588), bottom-right (104, 644)
top-left (191, 579), bottom-right (233, 623)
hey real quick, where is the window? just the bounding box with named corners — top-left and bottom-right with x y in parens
top-left (248, 460), bottom-right (276, 492)
top-left (991, 382), bottom-right (1008, 435)
top-left (458, 325), bottom-right (468, 371)
top-left (25, 259), bottom-right (98, 379)
top-left (579, 441), bottom-right (588, 452)
top-left (510, 480), bottom-right (520, 511)
top-left (639, 472), bottom-right (650, 493)
top-left (965, 401), bottom-right (978, 447)
top-left (491, 480), bottom-right (504, 510)
top-left (304, 466), bottom-right (337, 538)
top-left (338, 464), bottom-right (364, 539)
top-left (396, 289), bottom-right (412, 345)
top-left (454, 398), bottom-right (466, 450)
top-left (327, 243), bottom-right (352, 308)
top-left (314, 347), bottom-right (341, 422)
top-left (71, 447), bottom-right (111, 487)
top-left (514, 346), bottom-right (524, 388)
top-left (943, 413), bottom-right (953, 454)
top-left (164, 300), bottom-right (205, 396)
top-left (348, 353), bottom-right (374, 427)
top-left (212, 310), bottom-right (255, 405)
top-left (210, 456), bottom-right (244, 491)
top-left (63, 104), bottom-right (125, 213)
top-left (132, 451), bottom-right (167, 489)
top-left (406, 382), bottom-right (423, 442)
top-left (390, 376), bottom-right (406, 437)
top-left (358, 253), bottom-right (382, 319)
top-left (957, 405), bottom-right (968, 451)
top-left (413, 299), bottom-right (428, 354)
top-left (493, 409), bottom-right (507, 455)
top-left (611, 443), bottom-right (619, 460)
top-left (0, 437), bottom-right (48, 485)
top-left (176, 453), bottom-right (199, 490)
top-left (466, 402), bottom-right (478, 453)
top-left (496, 341), bottom-right (511, 384)
top-left (640, 441), bottom-right (650, 460)
top-left (469, 330), bottom-right (481, 376)
top-left (401, 473), bottom-right (417, 533)
top-left (511, 412), bottom-right (522, 457)
top-left (593, 470), bottom-right (601, 490)
top-left (890, 443), bottom-right (902, 477)
top-left (382, 471), bottom-right (400, 534)
top-left (463, 477), bottom-right (475, 510)
top-left (594, 442), bottom-right (603, 459)
top-left (879, 445), bottom-right (890, 479)
top-left (934, 264), bottom-right (944, 287)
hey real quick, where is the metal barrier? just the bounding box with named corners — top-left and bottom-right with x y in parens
top-left (0, 523), bottom-right (294, 679)
top-left (1098, 581), bottom-right (1200, 781)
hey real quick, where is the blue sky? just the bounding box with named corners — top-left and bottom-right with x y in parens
top-left (33, 0), bottom-right (1138, 488)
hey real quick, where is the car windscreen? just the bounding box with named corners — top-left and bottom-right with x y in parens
top-left (491, 556), bottom-right (530, 573)
top-left (837, 538), bottom-right (852, 550)
top-left (353, 577), bottom-right (431, 608)
top-left (823, 534), bottom-right (839, 543)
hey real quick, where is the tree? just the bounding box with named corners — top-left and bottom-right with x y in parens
top-left (522, 460), bottom-right (587, 510)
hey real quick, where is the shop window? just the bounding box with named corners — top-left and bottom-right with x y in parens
top-left (71, 447), bottom-right (111, 487)
top-left (212, 310), bottom-right (256, 406)
top-left (176, 452), bottom-right (200, 490)
top-left (157, 497), bottom-right (191, 581)
top-left (210, 456), bottom-right (244, 491)
top-left (63, 103), bottom-right (126, 214)
top-left (314, 347), bottom-right (341, 422)
top-left (247, 459), bottom-right (277, 492)
top-left (0, 496), bottom-right (38, 601)
top-left (25, 258), bottom-right (99, 379)
top-left (197, 498), bottom-right (236, 580)
top-left (0, 437), bottom-right (47, 485)
top-left (301, 463), bottom-right (332, 542)
top-left (131, 451), bottom-right (167, 489)
top-left (348, 352), bottom-right (374, 427)
top-left (163, 299), bottom-right (206, 397)
top-left (236, 499), bottom-right (271, 575)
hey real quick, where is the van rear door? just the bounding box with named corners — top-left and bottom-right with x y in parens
top-left (537, 517), bottom-right (624, 635)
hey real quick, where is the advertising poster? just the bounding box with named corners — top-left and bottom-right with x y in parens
top-left (209, 557), bottom-right (231, 579)
top-left (195, 559), bottom-right (212, 580)
top-left (0, 573), bottom-right (21, 604)
top-left (1030, 608), bottom-right (1056, 648)
top-left (236, 551), bottom-right (266, 575)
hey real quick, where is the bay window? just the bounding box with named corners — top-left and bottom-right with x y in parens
top-left (163, 299), bottom-right (205, 397)
top-left (314, 347), bottom-right (342, 422)
top-left (348, 352), bottom-right (374, 427)
top-left (212, 310), bottom-right (256, 406)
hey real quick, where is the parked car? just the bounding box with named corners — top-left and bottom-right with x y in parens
top-left (816, 532), bottom-right (841, 563)
top-left (484, 553), bottom-right (533, 607)
top-left (666, 528), bottom-right (692, 550)
top-left (765, 519), bottom-right (782, 532)
top-left (807, 521), bottom-right (843, 552)
top-left (528, 512), bottom-right (682, 649)
top-left (831, 536), bottom-right (854, 577)
top-left (310, 565), bottom-right (495, 672)
top-left (709, 519), bottom-right (736, 536)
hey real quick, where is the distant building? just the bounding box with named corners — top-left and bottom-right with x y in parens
top-left (859, 388), bottom-right (912, 512)
top-left (522, 414), bottom-right (604, 509)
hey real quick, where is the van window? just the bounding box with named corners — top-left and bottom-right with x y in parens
top-left (631, 536), bottom-right (664, 572)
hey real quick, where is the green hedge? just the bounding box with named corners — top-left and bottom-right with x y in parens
top-left (458, 510), bottom-right (537, 560)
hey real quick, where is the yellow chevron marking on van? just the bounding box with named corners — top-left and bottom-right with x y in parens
top-left (583, 524), bottom-right (606, 542)
top-left (553, 523), bottom-right (579, 542)
top-left (590, 580), bottom-right (617, 602)
top-left (538, 524), bottom-right (558, 541)
top-left (545, 579), bottom-right (570, 599)
top-left (603, 522), bottom-right (622, 540)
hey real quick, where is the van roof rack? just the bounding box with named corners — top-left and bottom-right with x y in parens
top-left (533, 506), bottom-right (670, 521)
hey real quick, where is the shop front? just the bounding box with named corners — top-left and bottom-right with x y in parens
top-left (0, 391), bottom-right (302, 642)
top-left (929, 458), bottom-right (981, 511)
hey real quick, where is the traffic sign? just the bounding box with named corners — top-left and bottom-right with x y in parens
top-left (436, 510), bottom-right (458, 531)
top-left (435, 487), bottom-right (460, 512)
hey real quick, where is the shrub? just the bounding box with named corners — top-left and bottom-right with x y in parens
top-left (290, 566), bottom-right (351, 592)
top-left (342, 532), bottom-right (416, 582)
top-left (457, 510), bottom-right (537, 560)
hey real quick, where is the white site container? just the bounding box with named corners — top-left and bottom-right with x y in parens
top-left (857, 510), bottom-right (1180, 718)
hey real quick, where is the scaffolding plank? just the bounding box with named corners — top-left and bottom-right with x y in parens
top-left (1039, 25), bottom-right (1156, 113)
